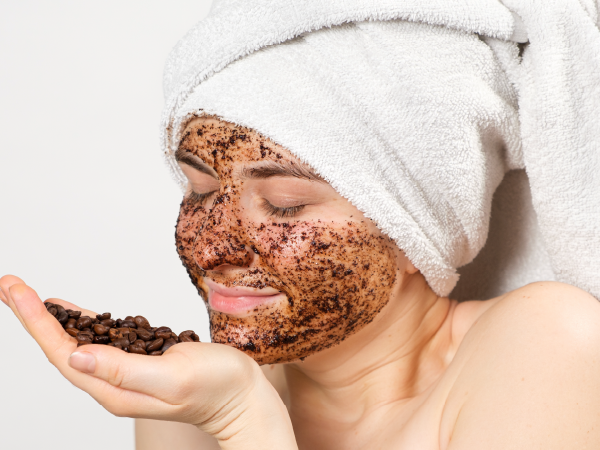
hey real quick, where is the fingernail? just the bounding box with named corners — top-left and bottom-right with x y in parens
top-left (69, 352), bottom-right (96, 374)
top-left (0, 287), bottom-right (7, 305)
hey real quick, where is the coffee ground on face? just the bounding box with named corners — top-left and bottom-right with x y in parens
top-left (44, 301), bottom-right (200, 355)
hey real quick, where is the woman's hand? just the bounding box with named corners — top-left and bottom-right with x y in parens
top-left (0, 275), bottom-right (297, 450)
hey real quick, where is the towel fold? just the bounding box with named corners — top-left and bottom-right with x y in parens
top-left (161, 0), bottom-right (600, 300)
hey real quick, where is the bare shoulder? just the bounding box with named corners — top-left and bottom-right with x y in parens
top-left (443, 282), bottom-right (600, 450)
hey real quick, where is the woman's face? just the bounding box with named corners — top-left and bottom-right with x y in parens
top-left (175, 117), bottom-right (401, 365)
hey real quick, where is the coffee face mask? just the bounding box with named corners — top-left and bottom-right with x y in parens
top-left (175, 117), bottom-right (401, 365)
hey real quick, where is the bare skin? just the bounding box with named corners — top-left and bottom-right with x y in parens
top-left (3, 116), bottom-right (600, 449)
top-left (138, 116), bottom-right (600, 449)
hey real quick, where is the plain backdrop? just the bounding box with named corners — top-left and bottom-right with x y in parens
top-left (0, 1), bottom-right (214, 448)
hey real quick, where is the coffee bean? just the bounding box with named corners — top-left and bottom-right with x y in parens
top-left (155, 327), bottom-right (172, 340)
top-left (146, 338), bottom-right (164, 352)
top-left (77, 335), bottom-right (93, 346)
top-left (108, 328), bottom-right (123, 341)
top-left (129, 346), bottom-right (147, 355)
top-left (76, 317), bottom-right (92, 330)
top-left (135, 328), bottom-right (154, 341)
top-left (67, 310), bottom-right (81, 319)
top-left (161, 338), bottom-right (177, 353)
top-left (93, 335), bottom-right (110, 345)
top-left (133, 316), bottom-right (151, 330)
top-left (93, 324), bottom-right (109, 336)
top-left (100, 319), bottom-right (116, 328)
top-left (48, 307), bottom-right (198, 355)
top-left (179, 330), bottom-right (200, 343)
top-left (121, 320), bottom-right (137, 329)
top-left (128, 330), bottom-right (137, 343)
top-left (66, 328), bottom-right (79, 337)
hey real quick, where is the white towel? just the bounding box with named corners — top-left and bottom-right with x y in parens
top-left (161, 0), bottom-right (600, 300)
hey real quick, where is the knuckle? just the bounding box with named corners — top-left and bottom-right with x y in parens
top-left (105, 362), bottom-right (129, 389)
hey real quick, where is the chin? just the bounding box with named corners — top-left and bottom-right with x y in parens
top-left (208, 308), bottom-right (372, 365)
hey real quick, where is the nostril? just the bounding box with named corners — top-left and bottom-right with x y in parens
top-left (193, 238), bottom-right (254, 271)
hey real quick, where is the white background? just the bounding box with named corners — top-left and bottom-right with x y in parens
top-left (0, 1), bottom-right (214, 447)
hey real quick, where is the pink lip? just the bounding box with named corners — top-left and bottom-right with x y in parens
top-left (205, 278), bottom-right (284, 316)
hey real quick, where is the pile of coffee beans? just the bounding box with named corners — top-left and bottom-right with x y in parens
top-left (44, 301), bottom-right (200, 355)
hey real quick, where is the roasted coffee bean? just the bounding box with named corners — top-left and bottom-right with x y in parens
top-left (135, 328), bottom-right (153, 341)
top-left (179, 330), bottom-right (200, 343)
top-left (161, 338), bottom-right (177, 353)
top-left (93, 335), bottom-right (110, 345)
top-left (66, 328), bottom-right (79, 337)
top-left (114, 337), bottom-right (130, 348)
top-left (132, 339), bottom-right (146, 348)
top-left (100, 319), bottom-right (116, 328)
top-left (76, 316), bottom-right (92, 330)
top-left (129, 346), bottom-right (147, 355)
top-left (77, 335), bottom-right (93, 346)
top-left (146, 338), bottom-right (164, 352)
top-left (67, 310), bottom-right (81, 319)
top-left (49, 307), bottom-right (198, 355)
top-left (57, 310), bottom-right (69, 325)
top-left (133, 316), bottom-right (151, 330)
top-left (154, 327), bottom-right (172, 340)
top-left (108, 328), bottom-right (123, 341)
top-left (128, 330), bottom-right (137, 343)
top-left (93, 324), bottom-right (109, 336)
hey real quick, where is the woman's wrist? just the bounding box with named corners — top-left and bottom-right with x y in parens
top-left (201, 364), bottom-right (298, 450)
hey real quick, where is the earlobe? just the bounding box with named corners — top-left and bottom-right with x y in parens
top-left (405, 260), bottom-right (419, 275)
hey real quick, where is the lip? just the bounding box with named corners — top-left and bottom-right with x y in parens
top-left (205, 278), bottom-right (285, 316)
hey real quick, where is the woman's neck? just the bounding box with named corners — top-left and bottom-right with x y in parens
top-left (283, 272), bottom-right (457, 444)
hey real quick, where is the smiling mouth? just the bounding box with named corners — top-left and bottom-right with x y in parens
top-left (205, 278), bottom-right (286, 316)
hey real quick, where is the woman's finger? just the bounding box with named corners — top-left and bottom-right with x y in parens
top-left (69, 343), bottom-right (201, 398)
top-left (8, 283), bottom-right (80, 364)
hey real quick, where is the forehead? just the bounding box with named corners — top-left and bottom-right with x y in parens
top-left (178, 116), bottom-right (294, 165)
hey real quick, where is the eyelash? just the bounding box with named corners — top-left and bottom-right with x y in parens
top-left (260, 199), bottom-right (305, 218)
top-left (187, 191), bottom-right (216, 205)
top-left (187, 191), bottom-right (305, 219)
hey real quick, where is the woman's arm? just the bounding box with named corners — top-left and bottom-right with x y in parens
top-left (136, 419), bottom-right (220, 450)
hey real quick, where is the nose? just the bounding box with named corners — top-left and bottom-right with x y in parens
top-left (192, 194), bottom-right (254, 271)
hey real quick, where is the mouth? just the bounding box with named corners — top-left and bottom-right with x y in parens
top-left (205, 278), bottom-right (286, 316)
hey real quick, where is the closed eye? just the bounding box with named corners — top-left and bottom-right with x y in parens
top-left (187, 191), bottom-right (217, 206)
top-left (260, 199), bottom-right (305, 218)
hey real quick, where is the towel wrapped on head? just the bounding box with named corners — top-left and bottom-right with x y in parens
top-left (161, 0), bottom-right (600, 300)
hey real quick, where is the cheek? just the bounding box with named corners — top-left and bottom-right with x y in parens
top-left (175, 199), bottom-right (208, 268)
top-left (251, 221), bottom-right (396, 312)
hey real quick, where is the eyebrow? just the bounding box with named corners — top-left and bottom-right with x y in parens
top-left (240, 161), bottom-right (324, 182)
top-left (175, 148), bottom-right (217, 179)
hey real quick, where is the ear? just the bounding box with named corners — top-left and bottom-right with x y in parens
top-left (405, 259), bottom-right (419, 275)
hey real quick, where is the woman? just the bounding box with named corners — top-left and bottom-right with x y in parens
top-left (3, 0), bottom-right (600, 448)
